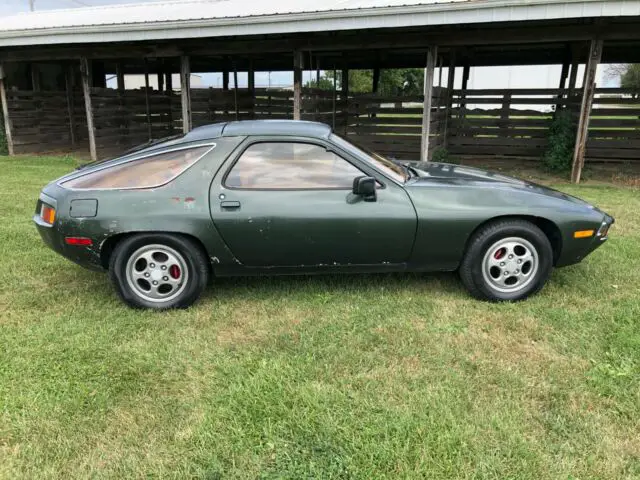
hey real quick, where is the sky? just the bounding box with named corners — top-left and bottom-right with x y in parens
top-left (1, 0), bottom-right (618, 90)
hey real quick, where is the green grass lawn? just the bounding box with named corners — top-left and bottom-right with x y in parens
top-left (1, 155), bottom-right (639, 479)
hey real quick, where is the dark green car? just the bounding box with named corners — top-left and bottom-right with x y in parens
top-left (34, 120), bottom-right (614, 309)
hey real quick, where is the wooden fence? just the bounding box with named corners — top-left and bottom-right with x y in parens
top-left (447, 87), bottom-right (640, 162)
top-left (4, 90), bottom-right (85, 154)
top-left (344, 87), bottom-right (446, 160)
top-left (4, 86), bottom-right (640, 163)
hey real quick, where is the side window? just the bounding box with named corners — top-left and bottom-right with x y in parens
top-left (225, 142), bottom-right (365, 189)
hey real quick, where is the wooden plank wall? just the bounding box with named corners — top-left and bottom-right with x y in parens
top-left (91, 88), bottom-right (177, 157)
top-left (344, 86), bottom-right (446, 161)
top-left (447, 87), bottom-right (640, 162)
top-left (4, 90), bottom-right (86, 154)
top-left (586, 88), bottom-right (640, 162)
top-left (5, 86), bottom-right (639, 163)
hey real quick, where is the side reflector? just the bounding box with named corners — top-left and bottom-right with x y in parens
top-left (65, 237), bottom-right (93, 246)
top-left (574, 230), bottom-right (595, 239)
top-left (41, 204), bottom-right (56, 224)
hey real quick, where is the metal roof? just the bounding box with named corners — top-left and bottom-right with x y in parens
top-left (1, 0), bottom-right (639, 47)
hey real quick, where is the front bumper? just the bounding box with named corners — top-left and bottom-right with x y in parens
top-left (557, 213), bottom-right (615, 267)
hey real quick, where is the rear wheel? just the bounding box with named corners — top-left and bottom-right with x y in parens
top-left (109, 233), bottom-right (209, 309)
top-left (459, 220), bottom-right (553, 302)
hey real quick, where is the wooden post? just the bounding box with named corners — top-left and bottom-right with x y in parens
top-left (341, 68), bottom-right (349, 134)
top-left (0, 64), bottom-right (15, 155)
top-left (222, 70), bottom-right (229, 91)
top-left (80, 57), bottom-right (97, 162)
top-left (421, 46), bottom-right (438, 162)
top-left (233, 63), bottom-right (239, 120)
top-left (65, 63), bottom-right (76, 147)
top-left (442, 52), bottom-right (456, 148)
top-left (372, 67), bottom-right (380, 94)
top-left (157, 72), bottom-right (164, 93)
top-left (555, 54), bottom-right (570, 113)
top-left (459, 63), bottom-right (471, 124)
top-left (293, 50), bottom-right (302, 121)
top-left (248, 60), bottom-right (255, 119)
top-left (571, 39), bottom-right (603, 184)
top-left (332, 67), bottom-right (337, 130)
top-left (116, 61), bottom-right (125, 91)
top-left (165, 68), bottom-right (174, 134)
top-left (30, 63), bottom-right (41, 91)
top-left (144, 59), bottom-right (152, 140)
top-left (180, 55), bottom-right (192, 133)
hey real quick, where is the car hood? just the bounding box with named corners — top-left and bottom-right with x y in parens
top-left (405, 162), bottom-right (595, 208)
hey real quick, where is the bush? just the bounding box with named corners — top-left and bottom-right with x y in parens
top-left (0, 114), bottom-right (7, 156)
top-left (542, 109), bottom-right (577, 173)
top-left (431, 147), bottom-right (459, 164)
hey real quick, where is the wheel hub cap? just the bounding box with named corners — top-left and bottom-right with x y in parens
top-left (481, 237), bottom-right (539, 294)
top-left (125, 244), bottom-right (189, 303)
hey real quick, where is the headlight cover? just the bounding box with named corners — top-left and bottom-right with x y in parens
top-left (62, 144), bottom-right (214, 190)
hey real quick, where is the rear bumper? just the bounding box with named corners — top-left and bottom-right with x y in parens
top-left (33, 214), bottom-right (103, 271)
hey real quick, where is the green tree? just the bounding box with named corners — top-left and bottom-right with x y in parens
top-left (621, 64), bottom-right (640, 92)
top-left (313, 69), bottom-right (425, 95)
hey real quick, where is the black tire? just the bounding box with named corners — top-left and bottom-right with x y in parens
top-left (459, 220), bottom-right (553, 302)
top-left (108, 233), bottom-right (209, 309)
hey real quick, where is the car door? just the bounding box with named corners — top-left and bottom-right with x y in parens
top-left (209, 136), bottom-right (417, 267)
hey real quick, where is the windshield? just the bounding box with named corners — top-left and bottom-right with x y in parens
top-left (330, 134), bottom-right (407, 183)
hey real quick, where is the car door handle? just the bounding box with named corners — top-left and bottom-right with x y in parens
top-left (220, 200), bottom-right (241, 209)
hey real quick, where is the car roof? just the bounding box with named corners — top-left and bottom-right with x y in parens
top-left (182, 120), bottom-right (333, 143)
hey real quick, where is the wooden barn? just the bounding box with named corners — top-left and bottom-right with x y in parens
top-left (2, 0), bottom-right (640, 183)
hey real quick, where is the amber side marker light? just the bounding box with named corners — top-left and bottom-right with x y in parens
top-left (65, 237), bottom-right (93, 246)
top-left (40, 204), bottom-right (56, 224)
top-left (574, 230), bottom-right (595, 239)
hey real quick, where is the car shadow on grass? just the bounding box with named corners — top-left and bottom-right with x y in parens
top-left (204, 271), bottom-right (467, 302)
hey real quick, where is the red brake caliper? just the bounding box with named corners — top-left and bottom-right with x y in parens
top-left (494, 248), bottom-right (506, 260)
top-left (169, 265), bottom-right (181, 279)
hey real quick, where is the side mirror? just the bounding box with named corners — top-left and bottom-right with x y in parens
top-left (352, 176), bottom-right (377, 202)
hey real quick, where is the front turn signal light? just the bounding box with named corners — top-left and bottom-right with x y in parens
top-left (574, 230), bottom-right (595, 239)
top-left (41, 204), bottom-right (56, 225)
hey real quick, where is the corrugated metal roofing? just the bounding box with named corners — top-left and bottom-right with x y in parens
top-left (0, 0), bottom-right (639, 46)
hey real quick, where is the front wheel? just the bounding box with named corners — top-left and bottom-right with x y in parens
top-left (459, 220), bottom-right (554, 302)
top-left (109, 233), bottom-right (209, 309)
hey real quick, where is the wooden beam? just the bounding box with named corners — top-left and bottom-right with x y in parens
top-left (248, 60), bottom-right (255, 94)
top-left (233, 63), bottom-right (239, 120)
top-left (248, 60), bottom-right (255, 119)
top-left (157, 72), bottom-right (164, 92)
top-left (30, 63), bottom-right (41, 91)
top-left (80, 57), bottom-right (97, 162)
top-left (332, 67), bottom-right (337, 130)
top-left (421, 46), bottom-right (438, 162)
top-left (459, 62), bottom-right (471, 123)
top-left (165, 68), bottom-right (174, 134)
top-left (65, 63), bottom-right (76, 147)
top-left (116, 61), bottom-right (125, 91)
top-left (341, 68), bottom-right (349, 134)
top-left (2, 22), bottom-right (636, 64)
top-left (571, 39), bottom-right (603, 184)
top-left (222, 70), bottom-right (229, 91)
top-left (555, 52), bottom-right (570, 113)
top-left (144, 59), bottom-right (152, 140)
top-left (180, 55), bottom-right (192, 133)
top-left (372, 67), bottom-right (380, 94)
top-left (0, 64), bottom-right (15, 155)
top-left (442, 52), bottom-right (456, 148)
top-left (293, 50), bottom-right (302, 121)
